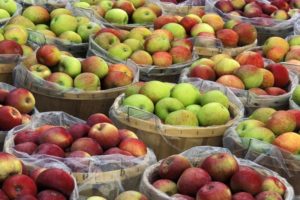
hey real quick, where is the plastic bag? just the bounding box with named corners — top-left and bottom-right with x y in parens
top-left (16, 0), bottom-right (67, 10)
top-left (140, 146), bottom-right (295, 200)
top-left (223, 121), bottom-right (300, 196)
top-left (180, 66), bottom-right (299, 114)
top-left (109, 80), bottom-right (244, 159)
top-left (289, 96), bottom-right (300, 109)
top-left (0, 3), bottom-right (22, 27)
top-left (4, 111), bottom-right (157, 199)
top-left (88, 35), bottom-right (199, 82)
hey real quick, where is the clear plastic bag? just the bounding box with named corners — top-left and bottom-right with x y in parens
top-left (109, 80), bottom-right (244, 159)
top-left (4, 111), bottom-right (157, 199)
top-left (180, 66), bottom-right (299, 114)
top-left (223, 121), bottom-right (300, 197)
top-left (289, 96), bottom-right (300, 109)
top-left (140, 146), bottom-right (295, 200)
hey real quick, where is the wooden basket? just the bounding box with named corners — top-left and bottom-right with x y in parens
top-left (110, 94), bottom-right (242, 160)
top-left (140, 147), bottom-right (295, 200)
top-left (0, 64), bottom-right (15, 84)
top-left (13, 61), bottom-right (139, 119)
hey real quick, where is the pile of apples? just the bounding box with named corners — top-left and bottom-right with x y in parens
top-left (15, 6), bottom-right (100, 44)
top-left (94, 26), bottom-right (194, 67)
top-left (0, 0), bottom-right (17, 21)
top-left (236, 107), bottom-right (300, 154)
top-left (187, 50), bottom-right (292, 96)
top-left (149, 153), bottom-right (287, 200)
top-left (154, 13), bottom-right (257, 47)
top-left (0, 152), bottom-right (75, 199)
top-left (292, 85), bottom-right (300, 106)
top-left (122, 81), bottom-right (232, 127)
top-left (0, 87), bottom-right (35, 131)
top-left (86, 191), bottom-right (148, 200)
top-left (258, 36), bottom-right (300, 64)
top-left (72, 0), bottom-right (162, 25)
top-left (215, 0), bottom-right (299, 21)
top-left (28, 44), bottom-right (134, 90)
top-left (13, 113), bottom-right (148, 158)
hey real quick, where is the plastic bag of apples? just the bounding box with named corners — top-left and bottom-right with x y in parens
top-left (140, 146), bottom-right (294, 200)
top-left (0, 152), bottom-right (79, 199)
top-left (3, 111), bottom-right (157, 199)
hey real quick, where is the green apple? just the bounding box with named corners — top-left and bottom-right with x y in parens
top-left (58, 56), bottom-right (82, 78)
top-left (130, 50), bottom-right (153, 65)
top-left (191, 23), bottom-right (215, 37)
top-left (108, 43), bottom-right (132, 60)
top-left (129, 27), bottom-right (152, 40)
top-left (74, 72), bottom-right (100, 91)
top-left (249, 107), bottom-right (276, 123)
top-left (155, 97), bottom-right (184, 121)
top-left (144, 35), bottom-right (171, 54)
top-left (94, 32), bottom-right (120, 50)
top-left (129, 0), bottom-right (145, 8)
top-left (76, 16), bottom-right (90, 25)
top-left (50, 8), bottom-right (72, 19)
top-left (213, 58), bottom-right (240, 76)
top-left (0, 33), bottom-right (4, 41)
top-left (21, 45), bottom-right (33, 56)
top-left (50, 14), bottom-right (78, 36)
top-left (7, 16), bottom-right (35, 29)
top-left (197, 102), bottom-right (230, 126)
top-left (59, 31), bottom-right (82, 43)
top-left (132, 7), bottom-right (157, 24)
top-left (288, 36), bottom-right (300, 47)
top-left (292, 85), bottom-right (300, 106)
top-left (139, 81), bottom-right (171, 103)
top-left (122, 94), bottom-right (154, 113)
top-left (236, 119), bottom-right (265, 136)
top-left (73, 2), bottom-right (90, 8)
top-left (77, 22), bottom-right (101, 42)
top-left (171, 83), bottom-right (201, 107)
top-left (165, 110), bottom-right (199, 126)
top-left (28, 64), bottom-right (52, 79)
top-left (81, 56), bottom-right (109, 78)
top-left (234, 65), bottom-right (263, 89)
top-left (200, 90), bottom-right (229, 108)
top-left (162, 23), bottom-right (186, 39)
top-left (98, 0), bottom-right (114, 11)
top-left (0, 0), bottom-right (17, 15)
top-left (191, 58), bottom-right (214, 69)
top-left (186, 104), bottom-right (202, 115)
top-left (123, 38), bottom-right (143, 52)
top-left (242, 127), bottom-right (275, 143)
top-left (104, 8), bottom-right (128, 25)
top-left (125, 82), bottom-right (145, 97)
top-left (47, 72), bottom-right (73, 89)
top-left (0, 9), bottom-right (10, 19)
top-left (37, 29), bottom-right (56, 38)
top-left (4, 26), bottom-right (28, 45)
top-left (35, 24), bottom-right (49, 30)
top-left (22, 5), bottom-right (50, 24)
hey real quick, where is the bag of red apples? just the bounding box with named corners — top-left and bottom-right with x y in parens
top-left (0, 82), bottom-right (37, 150)
top-left (205, 0), bottom-right (299, 44)
top-left (223, 107), bottom-right (300, 196)
top-left (3, 111), bottom-right (157, 199)
top-left (0, 152), bottom-right (79, 199)
top-left (140, 146), bottom-right (294, 200)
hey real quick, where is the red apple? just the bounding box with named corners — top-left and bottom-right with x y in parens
top-left (0, 40), bottom-right (23, 55)
top-left (266, 64), bottom-right (290, 88)
top-left (95, 28), bottom-right (123, 40)
top-left (288, 110), bottom-right (300, 130)
top-left (262, 176), bottom-right (286, 196)
top-left (118, 129), bottom-right (138, 141)
top-left (154, 15), bottom-right (178, 29)
top-left (196, 182), bottom-right (232, 200)
top-left (38, 127), bottom-right (73, 149)
top-left (189, 65), bottom-right (216, 81)
top-left (66, 150), bottom-right (91, 158)
top-left (5, 88), bottom-right (35, 114)
top-left (37, 190), bottom-right (66, 200)
top-left (265, 87), bottom-right (287, 96)
top-left (2, 174), bottom-right (37, 199)
top-left (70, 137), bottom-right (103, 156)
top-left (249, 88), bottom-right (268, 95)
top-left (235, 51), bottom-right (264, 68)
top-left (0, 89), bottom-right (9, 103)
top-left (171, 194), bottom-right (195, 200)
top-left (34, 143), bottom-right (65, 158)
top-left (255, 191), bottom-right (283, 200)
top-left (232, 192), bottom-right (255, 200)
top-left (36, 44), bottom-right (61, 67)
top-left (68, 123), bottom-right (90, 139)
top-left (88, 123), bottom-right (120, 149)
top-left (0, 106), bottom-right (22, 131)
top-left (216, 29), bottom-right (239, 47)
top-left (14, 130), bottom-right (41, 144)
top-left (86, 113), bottom-right (113, 126)
top-left (15, 195), bottom-right (37, 200)
top-left (14, 142), bottom-right (37, 155)
top-left (104, 147), bottom-right (133, 156)
top-left (119, 138), bottom-right (147, 157)
top-left (30, 168), bottom-right (46, 182)
top-left (0, 189), bottom-right (9, 200)
top-left (215, 0), bottom-right (234, 13)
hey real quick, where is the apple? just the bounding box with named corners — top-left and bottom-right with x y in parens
top-left (155, 97), bottom-right (184, 121)
top-left (150, 51), bottom-right (172, 67)
top-left (36, 45), bottom-right (61, 67)
top-left (0, 106), bottom-right (22, 131)
top-left (34, 143), bottom-right (65, 157)
top-left (71, 137), bottom-right (103, 155)
top-left (22, 6), bottom-right (50, 24)
top-left (189, 65), bottom-right (216, 81)
top-left (4, 26), bottom-right (28, 45)
top-left (288, 110), bottom-right (300, 130)
top-left (273, 132), bottom-right (300, 153)
top-left (154, 15), bottom-right (178, 29)
top-left (59, 31), bottom-right (82, 43)
top-left (214, 58), bottom-right (240, 76)
top-left (28, 64), bottom-right (51, 79)
top-left (177, 167), bottom-right (211, 196)
top-left (152, 179), bottom-right (177, 196)
top-left (201, 152), bottom-right (239, 182)
top-left (190, 23), bottom-right (215, 37)
top-left (67, 150), bottom-right (91, 158)
top-left (0, 189), bottom-right (9, 200)
top-left (0, 152), bottom-right (23, 181)
top-left (87, 113), bottom-right (113, 126)
top-left (179, 15), bottom-right (201, 33)
top-left (132, 7), bottom-right (157, 24)
top-left (0, 40), bottom-right (23, 55)
top-left (292, 85), bottom-right (300, 106)
top-left (255, 191), bottom-right (283, 200)
top-left (196, 182), bottom-right (232, 200)
top-left (114, 0), bottom-right (135, 16)
top-left (2, 174), bottom-right (37, 199)
top-left (215, 0), bottom-right (234, 13)
top-left (119, 138), bottom-right (147, 157)
top-left (58, 56), bottom-right (81, 78)
top-left (94, 32), bottom-right (121, 50)
top-left (37, 190), bottom-right (66, 200)
top-left (0, 89), bottom-right (8, 104)
top-left (162, 23), bottom-right (187, 39)
top-left (50, 14), bottom-right (78, 36)
top-left (104, 147), bottom-right (133, 156)
top-left (266, 64), bottom-right (290, 88)
top-left (68, 123), bottom-right (90, 140)
top-left (38, 127), bottom-right (73, 149)
top-left (122, 94), bottom-right (154, 113)
top-left (198, 102), bottom-right (230, 126)
top-left (216, 29), bottom-right (239, 47)
top-left (216, 75), bottom-right (245, 89)
top-left (171, 194), bottom-right (195, 200)
top-left (115, 191), bottom-right (148, 200)
top-left (165, 110), bottom-right (199, 126)
top-left (130, 50), bottom-right (153, 65)
top-left (234, 65), bottom-right (264, 89)
top-left (74, 72), bottom-right (100, 91)
top-left (169, 46), bottom-right (192, 64)
top-left (242, 127), bottom-right (275, 143)
top-left (145, 2), bottom-right (162, 17)
top-left (200, 90), bottom-right (229, 108)
top-left (139, 81), bottom-right (171, 103)
top-left (105, 9), bottom-right (129, 25)
top-left (50, 8), bottom-right (72, 18)
top-left (36, 168), bottom-right (75, 196)
top-left (5, 88), bottom-right (35, 114)
top-left (236, 51), bottom-right (264, 68)
top-left (266, 111), bottom-right (296, 135)
top-left (236, 119), bottom-right (265, 136)
top-left (108, 43), bottom-right (132, 61)
top-left (171, 83), bottom-right (200, 107)
top-left (7, 16), bottom-right (35, 29)
top-left (47, 72), bottom-right (73, 89)
top-left (262, 176), bottom-right (286, 196)
top-left (14, 142), bottom-right (37, 155)
top-left (232, 23), bottom-right (257, 45)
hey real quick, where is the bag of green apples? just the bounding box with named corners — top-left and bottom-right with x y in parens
top-left (13, 44), bottom-right (139, 118)
top-left (25, 5), bottom-right (103, 57)
top-left (67, 0), bottom-right (163, 30)
top-left (0, 82), bottom-right (38, 150)
top-left (223, 107), bottom-right (300, 196)
top-left (109, 80), bottom-right (244, 160)
top-left (0, 152), bottom-right (80, 199)
top-left (205, 0), bottom-right (298, 45)
top-left (179, 52), bottom-right (299, 114)
top-left (3, 111), bottom-right (157, 199)
top-left (0, 0), bottom-right (22, 26)
top-left (290, 85), bottom-right (300, 109)
top-left (140, 146), bottom-right (295, 200)
top-left (88, 29), bottom-right (199, 83)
